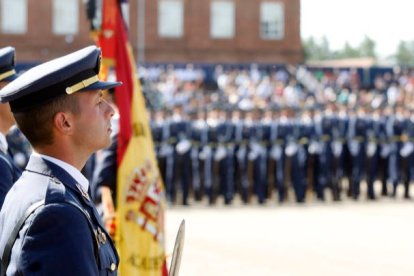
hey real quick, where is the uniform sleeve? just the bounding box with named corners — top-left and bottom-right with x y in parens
top-left (0, 157), bottom-right (14, 209)
top-left (18, 203), bottom-right (99, 276)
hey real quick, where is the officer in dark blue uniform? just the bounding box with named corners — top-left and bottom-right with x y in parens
top-left (206, 105), bottom-right (221, 204)
top-left (5, 125), bottom-right (31, 171)
top-left (317, 103), bottom-right (339, 201)
top-left (273, 106), bottom-right (292, 203)
top-left (260, 106), bottom-right (275, 201)
top-left (233, 108), bottom-right (249, 203)
top-left (347, 106), bottom-right (368, 199)
top-left (402, 107), bottom-right (414, 198)
top-left (156, 107), bottom-right (175, 203)
top-left (293, 107), bottom-right (314, 203)
top-left (0, 46), bottom-right (21, 210)
top-left (171, 104), bottom-right (192, 205)
top-left (0, 46), bottom-right (120, 275)
top-left (334, 104), bottom-right (349, 198)
top-left (305, 105), bottom-right (320, 200)
top-left (248, 108), bottom-right (267, 204)
top-left (150, 108), bottom-right (166, 181)
top-left (387, 105), bottom-right (406, 197)
top-left (365, 107), bottom-right (383, 200)
top-left (189, 108), bottom-right (207, 201)
top-left (284, 107), bottom-right (302, 202)
top-left (239, 107), bottom-right (255, 203)
top-left (217, 105), bottom-right (235, 204)
top-left (379, 106), bottom-right (392, 196)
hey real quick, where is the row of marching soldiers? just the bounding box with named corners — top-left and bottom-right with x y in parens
top-left (150, 102), bottom-right (414, 205)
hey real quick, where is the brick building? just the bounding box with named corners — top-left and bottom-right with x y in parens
top-left (0, 0), bottom-right (303, 65)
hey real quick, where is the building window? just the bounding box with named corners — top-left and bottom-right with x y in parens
top-left (260, 2), bottom-right (284, 40)
top-left (158, 0), bottom-right (183, 38)
top-left (53, 0), bottom-right (79, 35)
top-left (1, 0), bottom-right (27, 34)
top-left (210, 1), bottom-right (235, 39)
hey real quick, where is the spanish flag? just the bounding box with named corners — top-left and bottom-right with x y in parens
top-left (94, 0), bottom-right (168, 275)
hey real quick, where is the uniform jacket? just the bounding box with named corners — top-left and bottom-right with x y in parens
top-left (0, 151), bottom-right (21, 210)
top-left (0, 155), bottom-right (119, 275)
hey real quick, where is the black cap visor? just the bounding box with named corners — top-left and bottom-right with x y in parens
top-left (79, 80), bottom-right (122, 92)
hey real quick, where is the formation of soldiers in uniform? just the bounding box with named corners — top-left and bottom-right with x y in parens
top-left (5, 60), bottom-right (414, 208)
top-left (151, 102), bottom-right (414, 205)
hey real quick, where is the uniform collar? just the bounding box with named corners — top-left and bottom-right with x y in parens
top-left (0, 132), bottom-right (8, 153)
top-left (33, 152), bottom-right (89, 192)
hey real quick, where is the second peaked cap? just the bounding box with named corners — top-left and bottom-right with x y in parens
top-left (0, 46), bottom-right (122, 112)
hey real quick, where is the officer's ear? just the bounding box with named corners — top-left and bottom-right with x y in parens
top-left (53, 111), bottom-right (74, 134)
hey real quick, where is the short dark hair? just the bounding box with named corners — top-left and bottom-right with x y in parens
top-left (14, 94), bottom-right (80, 147)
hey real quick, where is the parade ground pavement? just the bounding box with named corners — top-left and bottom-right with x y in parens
top-left (165, 194), bottom-right (414, 276)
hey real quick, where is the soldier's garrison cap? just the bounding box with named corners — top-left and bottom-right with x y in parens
top-left (0, 46), bottom-right (122, 112)
top-left (0, 46), bottom-right (17, 82)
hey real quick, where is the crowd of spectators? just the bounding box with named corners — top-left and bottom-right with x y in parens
top-left (138, 63), bottom-right (414, 114)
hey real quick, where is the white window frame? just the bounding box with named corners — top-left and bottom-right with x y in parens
top-left (158, 0), bottom-right (183, 38)
top-left (52, 0), bottom-right (79, 35)
top-left (260, 1), bottom-right (284, 40)
top-left (210, 1), bottom-right (235, 39)
top-left (1, 0), bottom-right (27, 34)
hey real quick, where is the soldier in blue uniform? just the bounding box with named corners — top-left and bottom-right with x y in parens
top-left (239, 107), bottom-right (256, 203)
top-left (293, 107), bottom-right (314, 203)
top-left (347, 106), bottom-right (368, 199)
top-left (273, 106), bottom-right (292, 203)
top-left (0, 46), bottom-right (21, 210)
top-left (248, 108), bottom-right (267, 204)
top-left (402, 107), bottom-right (414, 198)
top-left (305, 105), bottom-right (322, 198)
top-left (170, 104), bottom-right (192, 205)
top-left (190, 108), bottom-right (207, 201)
top-left (151, 108), bottom-right (166, 183)
top-left (314, 104), bottom-right (333, 201)
top-left (365, 107), bottom-right (383, 200)
top-left (206, 105), bottom-right (221, 204)
top-left (334, 104), bottom-right (349, 198)
top-left (260, 106), bottom-right (275, 200)
top-left (6, 125), bottom-right (31, 171)
top-left (282, 107), bottom-right (299, 202)
top-left (156, 107), bottom-right (175, 204)
top-left (233, 108), bottom-right (249, 203)
top-left (0, 46), bottom-right (120, 275)
top-left (387, 105), bottom-right (406, 197)
top-left (379, 106), bottom-right (392, 196)
top-left (217, 105), bottom-right (236, 204)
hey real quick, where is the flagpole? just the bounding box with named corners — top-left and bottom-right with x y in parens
top-left (138, 0), bottom-right (145, 64)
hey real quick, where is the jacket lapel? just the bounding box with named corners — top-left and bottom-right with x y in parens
top-left (25, 155), bottom-right (113, 245)
top-left (26, 156), bottom-right (100, 217)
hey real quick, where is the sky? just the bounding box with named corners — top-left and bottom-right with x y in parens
top-left (301, 0), bottom-right (414, 58)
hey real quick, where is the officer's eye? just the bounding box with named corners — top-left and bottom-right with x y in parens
top-left (97, 91), bottom-right (104, 105)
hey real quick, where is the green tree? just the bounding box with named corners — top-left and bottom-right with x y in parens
top-left (303, 36), bottom-right (379, 61)
top-left (302, 36), bottom-right (332, 61)
top-left (319, 36), bottom-right (332, 59)
top-left (303, 36), bottom-right (318, 60)
top-left (359, 35), bottom-right (377, 58)
top-left (336, 42), bottom-right (360, 59)
top-left (395, 41), bottom-right (414, 66)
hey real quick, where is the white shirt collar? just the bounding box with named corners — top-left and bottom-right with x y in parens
top-left (34, 152), bottom-right (89, 192)
top-left (0, 132), bottom-right (8, 153)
